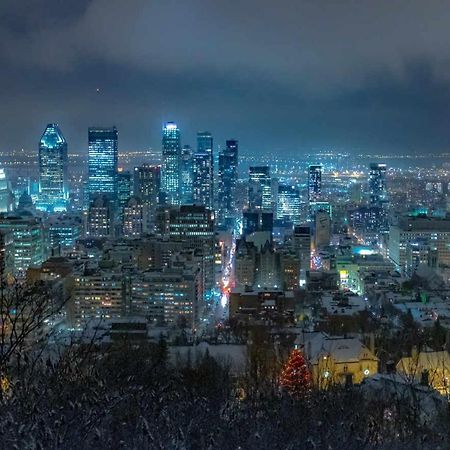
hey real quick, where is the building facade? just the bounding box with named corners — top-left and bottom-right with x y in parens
top-left (218, 139), bottom-right (238, 220)
top-left (180, 145), bottom-right (194, 204)
top-left (248, 166), bottom-right (272, 211)
top-left (308, 165), bottom-right (322, 204)
top-left (193, 132), bottom-right (214, 208)
top-left (161, 122), bottom-right (181, 206)
top-left (38, 124), bottom-right (68, 212)
top-left (88, 127), bottom-right (118, 203)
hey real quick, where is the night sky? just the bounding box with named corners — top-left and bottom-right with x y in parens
top-left (2, 0), bottom-right (450, 155)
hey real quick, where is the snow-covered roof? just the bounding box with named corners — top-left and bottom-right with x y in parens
top-left (295, 332), bottom-right (378, 364)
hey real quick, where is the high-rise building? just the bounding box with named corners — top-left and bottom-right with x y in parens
top-left (134, 164), bottom-right (160, 207)
top-left (0, 169), bottom-right (14, 213)
top-left (368, 163), bottom-right (387, 206)
top-left (308, 165), bottom-right (322, 204)
top-left (280, 250), bottom-right (300, 291)
top-left (180, 145), bottom-right (194, 204)
top-left (165, 205), bottom-right (215, 294)
top-left (88, 127), bottom-right (118, 203)
top-left (87, 196), bottom-right (112, 238)
top-left (123, 197), bottom-right (147, 238)
top-left (242, 211), bottom-right (273, 236)
top-left (48, 215), bottom-right (83, 256)
top-left (131, 266), bottom-right (203, 328)
top-left (73, 271), bottom-right (125, 329)
top-left (193, 132), bottom-right (214, 208)
top-left (218, 139), bottom-right (238, 219)
top-left (348, 205), bottom-right (383, 245)
top-left (292, 224), bottom-right (311, 277)
top-left (248, 166), bottom-right (272, 211)
top-left (276, 185), bottom-right (301, 225)
top-left (389, 215), bottom-right (450, 273)
top-left (0, 214), bottom-right (45, 276)
top-left (38, 124), bottom-right (68, 212)
top-left (117, 170), bottom-right (132, 218)
top-left (168, 205), bottom-right (215, 248)
top-left (314, 210), bottom-right (331, 248)
top-left (161, 122), bottom-right (181, 205)
top-left (0, 230), bottom-right (13, 281)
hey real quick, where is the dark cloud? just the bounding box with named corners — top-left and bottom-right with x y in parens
top-left (1, 0), bottom-right (450, 155)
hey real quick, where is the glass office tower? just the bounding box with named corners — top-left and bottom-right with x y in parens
top-left (88, 127), bottom-right (118, 203)
top-left (161, 122), bottom-right (181, 205)
top-left (218, 139), bottom-right (238, 219)
top-left (180, 145), bottom-right (194, 204)
top-left (248, 166), bottom-right (271, 211)
top-left (193, 132), bottom-right (214, 208)
top-left (117, 170), bottom-right (132, 218)
top-left (277, 185), bottom-right (301, 225)
top-left (38, 123), bottom-right (68, 212)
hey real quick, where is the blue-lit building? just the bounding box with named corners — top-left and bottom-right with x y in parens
top-left (0, 169), bottom-right (14, 213)
top-left (88, 127), bottom-right (118, 203)
top-left (48, 214), bottom-right (83, 256)
top-left (193, 132), bottom-right (214, 208)
top-left (248, 166), bottom-right (272, 211)
top-left (180, 145), bottom-right (194, 204)
top-left (117, 170), bottom-right (132, 218)
top-left (38, 124), bottom-right (68, 212)
top-left (161, 122), bottom-right (181, 206)
top-left (308, 165), bottom-right (322, 204)
top-left (368, 163), bottom-right (387, 206)
top-left (0, 213), bottom-right (45, 276)
top-left (276, 185), bottom-right (301, 225)
top-left (218, 139), bottom-right (238, 220)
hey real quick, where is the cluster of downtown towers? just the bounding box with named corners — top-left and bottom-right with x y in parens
top-left (38, 122), bottom-right (238, 219)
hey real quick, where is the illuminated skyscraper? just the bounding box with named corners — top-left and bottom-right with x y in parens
top-left (0, 169), bottom-right (14, 213)
top-left (88, 127), bottom-right (118, 202)
top-left (308, 165), bottom-right (322, 204)
top-left (180, 145), bottom-right (194, 204)
top-left (368, 163), bottom-right (387, 206)
top-left (193, 132), bottom-right (214, 208)
top-left (38, 123), bottom-right (68, 212)
top-left (161, 122), bottom-right (181, 205)
top-left (117, 170), bottom-right (132, 218)
top-left (248, 166), bottom-right (271, 211)
top-left (218, 139), bottom-right (238, 220)
top-left (0, 214), bottom-right (44, 276)
top-left (276, 185), bottom-right (301, 225)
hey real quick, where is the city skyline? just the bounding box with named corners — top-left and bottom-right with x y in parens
top-left (3, 1), bottom-right (450, 154)
top-left (3, 2), bottom-right (450, 447)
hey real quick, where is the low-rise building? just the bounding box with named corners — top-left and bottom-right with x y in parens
top-left (229, 288), bottom-right (295, 325)
top-left (295, 332), bottom-right (379, 389)
top-left (397, 349), bottom-right (450, 395)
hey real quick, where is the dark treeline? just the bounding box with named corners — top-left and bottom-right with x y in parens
top-left (0, 337), bottom-right (448, 450)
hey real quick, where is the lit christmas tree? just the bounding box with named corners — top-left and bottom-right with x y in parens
top-left (280, 349), bottom-right (312, 398)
